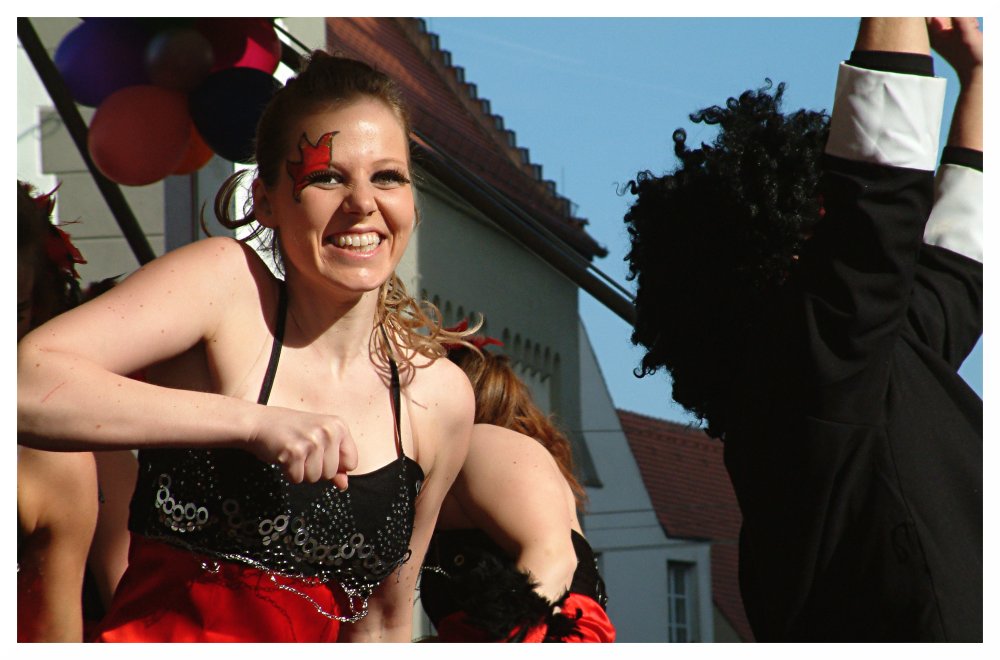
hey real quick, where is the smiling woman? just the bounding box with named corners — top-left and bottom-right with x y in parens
top-left (17, 52), bottom-right (476, 642)
top-left (254, 99), bottom-right (415, 298)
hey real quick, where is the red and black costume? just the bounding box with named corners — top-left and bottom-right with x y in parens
top-left (420, 528), bottom-right (615, 642)
top-left (97, 284), bottom-right (423, 642)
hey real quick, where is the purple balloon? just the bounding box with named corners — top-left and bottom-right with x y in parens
top-left (55, 19), bottom-right (151, 107)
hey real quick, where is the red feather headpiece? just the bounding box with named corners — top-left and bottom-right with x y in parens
top-left (443, 319), bottom-right (504, 352)
top-left (32, 184), bottom-right (86, 280)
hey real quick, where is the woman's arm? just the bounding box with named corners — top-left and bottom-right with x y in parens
top-left (339, 358), bottom-right (474, 641)
top-left (450, 424), bottom-right (579, 603)
top-left (18, 237), bottom-right (255, 448)
top-left (17, 236), bottom-right (357, 486)
top-left (17, 449), bottom-right (98, 642)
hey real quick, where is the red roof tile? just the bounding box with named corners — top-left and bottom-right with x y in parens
top-left (321, 18), bottom-right (606, 260)
top-left (617, 409), bottom-right (753, 642)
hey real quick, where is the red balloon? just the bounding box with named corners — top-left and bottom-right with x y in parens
top-left (196, 18), bottom-right (281, 75)
top-left (172, 125), bottom-right (215, 175)
top-left (88, 86), bottom-right (192, 186)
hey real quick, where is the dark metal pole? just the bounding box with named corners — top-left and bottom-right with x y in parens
top-left (18, 17), bottom-right (157, 266)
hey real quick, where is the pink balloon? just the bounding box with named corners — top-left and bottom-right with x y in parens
top-left (88, 86), bottom-right (192, 186)
top-left (196, 18), bottom-right (281, 75)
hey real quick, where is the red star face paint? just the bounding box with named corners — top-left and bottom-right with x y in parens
top-left (285, 131), bottom-right (339, 201)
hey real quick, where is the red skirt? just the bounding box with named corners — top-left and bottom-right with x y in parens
top-left (96, 534), bottom-right (346, 642)
top-left (435, 593), bottom-right (616, 643)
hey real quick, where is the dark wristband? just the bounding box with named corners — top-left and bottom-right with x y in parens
top-left (848, 50), bottom-right (934, 77)
top-left (941, 146), bottom-right (983, 172)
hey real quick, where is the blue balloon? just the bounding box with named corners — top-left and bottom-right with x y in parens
top-left (189, 67), bottom-right (280, 163)
top-left (54, 19), bottom-right (152, 107)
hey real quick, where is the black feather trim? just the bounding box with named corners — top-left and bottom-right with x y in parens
top-left (421, 530), bottom-right (584, 642)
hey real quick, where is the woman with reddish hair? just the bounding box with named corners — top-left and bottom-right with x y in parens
top-left (421, 341), bottom-right (615, 642)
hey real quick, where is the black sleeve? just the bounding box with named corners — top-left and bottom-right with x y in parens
top-left (797, 157), bottom-right (933, 424)
top-left (908, 246), bottom-right (983, 369)
top-left (906, 148), bottom-right (983, 368)
top-left (847, 50), bottom-right (934, 77)
top-left (792, 59), bottom-right (946, 424)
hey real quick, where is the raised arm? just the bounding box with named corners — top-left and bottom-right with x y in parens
top-left (907, 18), bottom-right (983, 367)
top-left (853, 17), bottom-right (930, 54)
top-left (800, 18), bottom-right (946, 423)
top-left (930, 17), bottom-right (982, 151)
top-left (924, 16), bottom-right (983, 262)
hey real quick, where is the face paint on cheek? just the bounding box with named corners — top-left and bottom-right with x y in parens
top-left (285, 131), bottom-right (339, 201)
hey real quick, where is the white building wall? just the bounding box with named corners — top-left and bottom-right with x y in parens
top-left (579, 320), bottom-right (714, 642)
top-left (413, 174), bottom-right (580, 431)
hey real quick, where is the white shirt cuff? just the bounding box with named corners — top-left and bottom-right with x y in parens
top-left (825, 63), bottom-right (946, 171)
top-left (924, 163), bottom-right (983, 262)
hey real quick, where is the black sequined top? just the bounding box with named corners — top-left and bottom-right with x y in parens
top-left (128, 283), bottom-right (424, 621)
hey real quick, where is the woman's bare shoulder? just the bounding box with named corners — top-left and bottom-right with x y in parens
top-left (146, 236), bottom-right (272, 285)
top-left (406, 355), bottom-right (474, 414)
top-left (403, 355), bottom-right (473, 471)
top-left (467, 424), bottom-right (560, 471)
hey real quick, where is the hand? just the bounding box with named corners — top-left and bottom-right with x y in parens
top-left (928, 17), bottom-right (983, 85)
top-left (247, 406), bottom-right (358, 488)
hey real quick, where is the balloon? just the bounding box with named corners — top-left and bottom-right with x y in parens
top-left (196, 18), bottom-right (282, 74)
top-left (234, 19), bottom-right (282, 74)
top-left (172, 126), bottom-right (215, 175)
top-left (54, 19), bottom-right (152, 107)
top-left (88, 86), bottom-right (192, 186)
top-left (133, 18), bottom-right (196, 34)
top-left (146, 28), bottom-right (214, 91)
top-left (189, 67), bottom-right (281, 164)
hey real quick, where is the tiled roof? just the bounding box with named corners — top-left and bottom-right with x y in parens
top-left (322, 18), bottom-right (606, 260)
top-left (617, 409), bottom-right (753, 642)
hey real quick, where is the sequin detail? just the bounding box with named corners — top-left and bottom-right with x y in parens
top-left (155, 474), bottom-right (210, 533)
top-left (129, 447), bottom-right (423, 623)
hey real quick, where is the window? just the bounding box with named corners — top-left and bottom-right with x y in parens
top-left (667, 561), bottom-right (698, 642)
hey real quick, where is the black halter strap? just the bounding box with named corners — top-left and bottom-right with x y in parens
top-left (257, 282), bottom-right (288, 405)
top-left (381, 324), bottom-right (404, 458)
top-left (256, 284), bottom-right (404, 459)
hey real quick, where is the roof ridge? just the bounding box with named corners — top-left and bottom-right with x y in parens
top-left (617, 407), bottom-right (702, 431)
top-left (397, 18), bottom-right (586, 228)
top-left (617, 409), bottom-right (721, 454)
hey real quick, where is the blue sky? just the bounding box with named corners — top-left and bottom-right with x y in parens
top-left (425, 17), bottom-right (984, 424)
